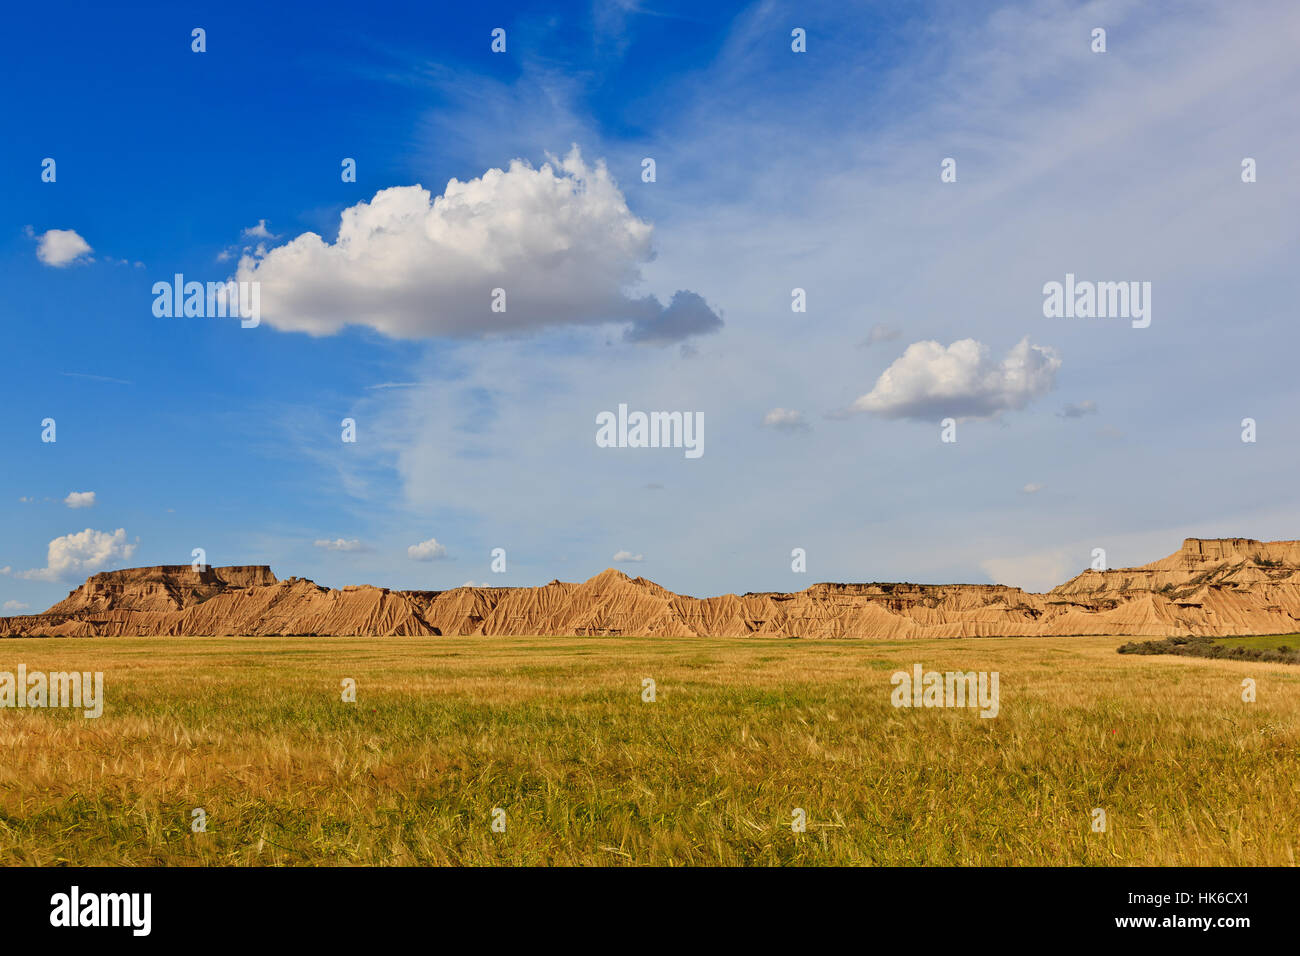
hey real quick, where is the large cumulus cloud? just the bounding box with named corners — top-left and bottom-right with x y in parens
top-left (236, 147), bottom-right (721, 344)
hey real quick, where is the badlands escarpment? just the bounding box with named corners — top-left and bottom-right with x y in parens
top-left (2, 538), bottom-right (1299, 639)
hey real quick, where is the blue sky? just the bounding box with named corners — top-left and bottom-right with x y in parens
top-left (3, 0), bottom-right (1298, 612)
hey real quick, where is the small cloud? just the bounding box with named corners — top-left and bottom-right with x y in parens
top-left (314, 537), bottom-right (369, 552)
top-left (3, 600), bottom-right (29, 613)
top-left (461, 580), bottom-right (489, 587)
top-left (407, 537), bottom-right (449, 561)
top-left (838, 337), bottom-right (1061, 422)
top-left (216, 249), bottom-right (233, 262)
top-left (624, 290), bottom-right (723, 345)
top-left (762, 408), bottom-right (810, 432)
top-left (645, 482), bottom-right (664, 490)
top-left (857, 323), bottom-right (901, 347)
top-left (613, 550), bottom-right (644, 562)
top-left (64, 491), bottom-right (96, 509)
top-left (1058, 400), bottom-right (1098, 418)
top-left (241, 219), bottom-right (277, 240)
top-left (60, 372), bottom-right (133, 385)
top-left (1021, 483), bottom-right (1044, 494)
top-left (0, 567), bottom-right (11, 575)
top-left (31, 227), bottom-right (94, 267)
top-left (18, 528), bottom-right (137, 582)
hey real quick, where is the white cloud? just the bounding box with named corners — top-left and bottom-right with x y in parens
top-left (313, 537), bottom-right (369, 552)
top-left (235, 147), bottom-right (721, 344)
top-left (314, 538), bottom-right (366, 552)
top-left (407, 537), bottom-right (449, 561)
top-left (18, 528), bottom-right (137, 582)
top-left (3, 601), bottom-right (29, 613)
top-left (761, 408), bottom-right (809, 431)
top-left (1022, 483), bottom-right (1044, 494)
top-left (32, 228), bottom-right (93, 267)
top-left (241, 219), bottom-right (277, 239)
top-left (612, 550), bottom-right (644, 562)
top-left (845, 337), bottom-right (1061, 422)
top-left (64, 491), bottom-right (95, 509)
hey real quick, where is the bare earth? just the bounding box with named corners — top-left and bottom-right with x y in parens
top-left (4, 537), bottom-right (1300, 639)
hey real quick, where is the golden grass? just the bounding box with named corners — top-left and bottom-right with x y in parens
top-left (0, 635), bottom-right (1296, 866)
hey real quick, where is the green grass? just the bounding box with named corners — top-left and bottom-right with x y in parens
top-left (1213, 634), bottom-right (1300, 651)
top-left (1, 635), bottom-right (1297, 866)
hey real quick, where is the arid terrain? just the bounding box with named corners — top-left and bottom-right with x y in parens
top-left (4, 537), bottom-right (1300, 639)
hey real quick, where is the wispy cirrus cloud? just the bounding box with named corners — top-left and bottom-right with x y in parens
top-left (313, 538), bottom-right (370, 552)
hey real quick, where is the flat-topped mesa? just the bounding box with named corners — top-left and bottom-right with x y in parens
top-left (46, 565), bottom-right (278, 615)
top-left (71, 565), bottom-right (278, 589)
top-left (798, 582), bottom-right (1029, 597)
top-left (1182, 537), bottom-right (1269, 561)
top-left (1050, 537), bottom-right (1300, 599)
top-left (1170, 537), bottom-right (1300, 568)
top-left (5, 540), bottom-right (1300, 638)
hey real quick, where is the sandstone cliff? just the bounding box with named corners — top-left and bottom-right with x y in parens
top-left (3, 538), bottom-right (1299, 639)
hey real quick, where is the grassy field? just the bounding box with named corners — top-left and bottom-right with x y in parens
top-left (1, 634), bottom-right (1297, 866)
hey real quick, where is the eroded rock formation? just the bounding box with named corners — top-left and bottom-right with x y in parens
top-left (3, 538), bottom-right (1300, 639)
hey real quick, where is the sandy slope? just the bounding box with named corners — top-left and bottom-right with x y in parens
top-left (4, 538), bottom-right (1300, 638)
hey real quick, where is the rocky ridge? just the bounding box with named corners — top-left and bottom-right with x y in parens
top-left (3, 538), bottom-right (1299, 639)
